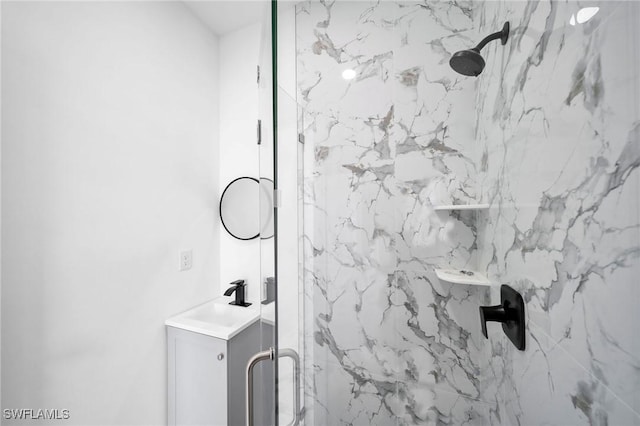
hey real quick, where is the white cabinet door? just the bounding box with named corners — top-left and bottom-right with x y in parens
top-left (168, 327), bottom-right (227, 426)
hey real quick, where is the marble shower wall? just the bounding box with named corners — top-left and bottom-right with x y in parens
top-left (297, 1), bottom-right (495, 424)
top-left (475, 1), bottom-right (640, 425)
top-left (297, 0), bottom-right (639, 425)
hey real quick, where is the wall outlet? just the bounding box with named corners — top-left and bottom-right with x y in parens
top-left (179, 250), bottom-right (192, 271)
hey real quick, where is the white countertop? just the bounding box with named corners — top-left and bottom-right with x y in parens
top-left (165, 297), bottom-right (260, 340)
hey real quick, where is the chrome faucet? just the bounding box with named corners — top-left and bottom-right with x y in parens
top-left (224, 279), bottom-right (251, 307)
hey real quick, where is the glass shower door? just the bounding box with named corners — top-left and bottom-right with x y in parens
top-left (287, 0), bottom-right (640, 425)
top-left (250, 1), bottom-right (276, 426)
top-left (274, 85), bottom-right (305, 426)
top-left (271, 2), bottom-right (307, 424)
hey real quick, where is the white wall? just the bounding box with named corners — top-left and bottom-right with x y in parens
top-left (1, 2), bottom-right (219, 424)
top-left (218, 23), bottom-right (262, 304)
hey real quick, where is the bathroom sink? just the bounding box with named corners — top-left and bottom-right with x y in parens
top-left (165, 298), bottom-right (260, 340)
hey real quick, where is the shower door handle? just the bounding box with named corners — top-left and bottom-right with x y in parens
top-left (246, 347), bottom-right (275, 426)
top-left (245, 347), bottom-right (301, 426)
top-left (279, 348), bottom-right (300, 426)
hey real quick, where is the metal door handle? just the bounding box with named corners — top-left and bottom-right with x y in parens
top-left (278, 348), bottom-right (300, 426)
top-left (246, 347), bottom-right (274, 426)
top-left (245, 347), bottom-right (301, 426)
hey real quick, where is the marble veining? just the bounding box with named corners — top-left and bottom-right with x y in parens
top-left (296, 0), bottom-right (640, 424)
top-left (476, 1), bottom-right (640, 424)
top-left (298, 1), bottom-right (491, 424)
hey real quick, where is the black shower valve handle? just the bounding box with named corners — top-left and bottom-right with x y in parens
top-left (479, 285), bottom-right (526, 350)
top-left (479, 304), bottom-right (511, 338)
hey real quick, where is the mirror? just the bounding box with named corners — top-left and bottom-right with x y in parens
top-left (220, 177), bottom-right (275, 240)
top-left (220, 177), bottom-right (260, 240)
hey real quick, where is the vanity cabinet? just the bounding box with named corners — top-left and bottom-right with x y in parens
top-left (167, 321), bottom-right (271, 426)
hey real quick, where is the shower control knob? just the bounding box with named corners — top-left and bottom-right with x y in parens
top-left (217, 353), bottom-right (224, 361)
top-left (479, 284), bottom-right (526, 350)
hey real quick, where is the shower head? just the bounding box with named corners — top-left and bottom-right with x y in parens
top-left (449, 22), bottom-right (509, 77)
top-left (449, 49), bottom-right (485, 76)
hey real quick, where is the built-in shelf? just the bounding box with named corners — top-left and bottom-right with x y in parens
top-left (433, 204), bottom-right (490, 211)
top-left (434, 268), bottom-right (494, 286)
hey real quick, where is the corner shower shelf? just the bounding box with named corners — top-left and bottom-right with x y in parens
top-left (433, 204), bottom-right (490, 211)
top-left (434, 268), bottom-right (494, 286)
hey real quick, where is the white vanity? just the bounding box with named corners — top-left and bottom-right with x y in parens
top-left (166, 299), bottom-right (273, 426)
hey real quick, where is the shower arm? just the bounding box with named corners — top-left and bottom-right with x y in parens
top-left (473, 31), bottom-right (504, 52)
top-left (472, 22), bottom-right (510, 52)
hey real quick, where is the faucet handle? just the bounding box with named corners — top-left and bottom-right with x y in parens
top-left (226, 279), bottom-right (251, 307)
